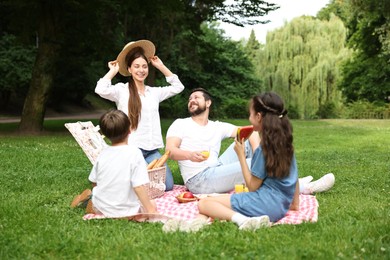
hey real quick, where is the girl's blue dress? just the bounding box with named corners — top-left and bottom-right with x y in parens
top-left (230, 146), bottom-right (298, 222)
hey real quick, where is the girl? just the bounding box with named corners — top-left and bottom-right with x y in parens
top-left (95, 40), bottom-right (185, 191)
top-left (196, 92), bottom-right (299, 231)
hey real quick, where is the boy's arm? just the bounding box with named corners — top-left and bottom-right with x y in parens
top-left (289, 181), bottom-right (300, 211)
top-left (134, 186), bottom-right (157, 213)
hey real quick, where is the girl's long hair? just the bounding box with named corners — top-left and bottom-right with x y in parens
top-left (125, 47), bottom-right (147, 130)
top-left (252, 92), bottom-right (293, 179)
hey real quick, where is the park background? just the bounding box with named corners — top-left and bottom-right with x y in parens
top-left (0, 0), bottom-right (389, 132)
top-left (0, 0), bottom-right (389, 259)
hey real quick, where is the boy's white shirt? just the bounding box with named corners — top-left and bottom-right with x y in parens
top-left (88, 144), bottom-right (149, 217)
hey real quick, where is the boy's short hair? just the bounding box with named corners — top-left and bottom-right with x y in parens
top-left (99, 110), bottom-right (130, 144)
top-left (190, 88), bottom-right (212, 101)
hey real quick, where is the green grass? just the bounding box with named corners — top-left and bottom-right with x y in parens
top-left (0, 119), bottom-right (389, 259)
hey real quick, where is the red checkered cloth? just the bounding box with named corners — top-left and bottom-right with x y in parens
top-left (83, 185), bottom-right (318, 225)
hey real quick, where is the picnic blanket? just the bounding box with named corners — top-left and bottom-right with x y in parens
top-left (83, 185), bottom-right (319, 225)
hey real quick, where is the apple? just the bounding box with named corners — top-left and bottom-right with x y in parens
top-left (182, 191), bottom-right (195, 199)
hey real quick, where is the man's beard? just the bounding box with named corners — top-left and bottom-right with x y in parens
top-left (189, 104), bottom-right (207, 116)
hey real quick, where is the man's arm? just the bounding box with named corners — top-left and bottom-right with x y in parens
top-left (229, 126), bottom-right (239, 138)
top-left (166, 136), bottom-right (206, 162)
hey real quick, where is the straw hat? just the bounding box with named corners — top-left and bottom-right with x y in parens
top-left (117, 40), bottom-right (155, 76)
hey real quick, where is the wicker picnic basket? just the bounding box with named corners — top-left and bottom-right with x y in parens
top-left (145, 166), bottom-right (166, 199)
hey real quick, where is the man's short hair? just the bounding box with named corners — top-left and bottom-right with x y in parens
top-left (190, 88), bottom-right (212, 101)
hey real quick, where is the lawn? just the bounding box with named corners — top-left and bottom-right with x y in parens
top-left (0, 119), bottom-right (389, 259)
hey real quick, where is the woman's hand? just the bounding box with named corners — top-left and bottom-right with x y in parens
top-left (150, 56), bottom-right (164, 68)
top-left (102, 60), bottom-right (119, 80)
top-left (108, 60), bottom-right (119, 73)
top-left (150, 56), bottom-right (173, 77)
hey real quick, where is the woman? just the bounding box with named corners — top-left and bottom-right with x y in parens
top-left (95, 40), bottom-right (185, 191)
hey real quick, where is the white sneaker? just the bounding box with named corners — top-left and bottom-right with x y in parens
top-left (239, 215), bottom-right (270, 231)
top-left (179, 218), bottom-right (209, 233)
top-left (299, 176), bottom-right (313, 192)
top-left (303, 173), bottom-right (335, 194)
top-left (162, 219), bottom-right (182, 233)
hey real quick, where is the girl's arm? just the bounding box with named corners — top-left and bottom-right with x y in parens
top-left (233, 139), bottom-right (263, 191)
top-left (289, 181), bottom-right (300, 211)
top-left (134, 186), bottom-right (157, 213)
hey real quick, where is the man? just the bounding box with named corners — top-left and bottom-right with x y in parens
top-left (166, 88), bottom-right (335, 195)
top-left (166, 88), bottom-right (259, 194)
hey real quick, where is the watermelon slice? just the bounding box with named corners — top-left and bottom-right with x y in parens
top-left (236, 125), bottom-right (254, 142)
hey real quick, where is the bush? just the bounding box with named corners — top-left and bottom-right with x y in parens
top-left (287, 105), bottom-right (300, 119)
top-left (218, 97), bottom-right (249, 119)
top-left (345, 100), bottom-right (390, 119)
top-left (316, 102), bottom-right (339, 119)
top-left (159, 95), bottom-right (188, 119)
top-left (0, 33), bottom-right (36, 110)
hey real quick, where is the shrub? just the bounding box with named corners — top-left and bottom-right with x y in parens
top-left (287, 105), bottom-right (300, 119)
top-left (316, 101), bottom-right (339, 119)
top-left (218, 97), bottom-right (249, 119)
top-left (346, 100), bottom-right (390, 119)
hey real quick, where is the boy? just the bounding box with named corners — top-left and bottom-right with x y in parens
top-left (71, 109), bottom-right (157, 217)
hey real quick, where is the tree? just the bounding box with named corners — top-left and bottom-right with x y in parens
top-left (17, 1), bottom-right (65, 133)
top-left (256, 15), bottom-right (351, 118)
top-left (337, 0), bottom-right (390, 102)
top-left (245, 30), bottom-right (262, 61)
top-left (2, 0), bottom-right (281, 132)
top-left (161, 22), bottom-right (262, 119)
top-left (0, 34), bottom-right (36, 110)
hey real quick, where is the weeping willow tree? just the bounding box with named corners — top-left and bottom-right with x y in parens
top-left (257, 14), bottom-right (352, 118)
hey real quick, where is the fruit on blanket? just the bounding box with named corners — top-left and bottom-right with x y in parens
top-left (176, 191), bottom-right (198, 203)
top-left (236, 125), bottom-right (254, 143)
top-left (181, 192), bottom-right (195, 199)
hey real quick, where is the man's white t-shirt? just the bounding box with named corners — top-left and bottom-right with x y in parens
top-left (88, 145), bottom-right (149, 217)
top-left (166, 118), bottom-right (235, 183)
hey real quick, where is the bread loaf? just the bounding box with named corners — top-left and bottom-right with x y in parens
top-left (153, 150), bottom-right (170, 169)
top-left (147, 159), bottom-right (158, 170)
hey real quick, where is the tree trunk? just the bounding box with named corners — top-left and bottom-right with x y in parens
top-left (18, 3), bottom-right (61, 133)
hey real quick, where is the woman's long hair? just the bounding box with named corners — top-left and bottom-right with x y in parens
top-left (125, 47), bottom-right (147, 130)
top-left (252, 92), bottom-right (293, 179)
